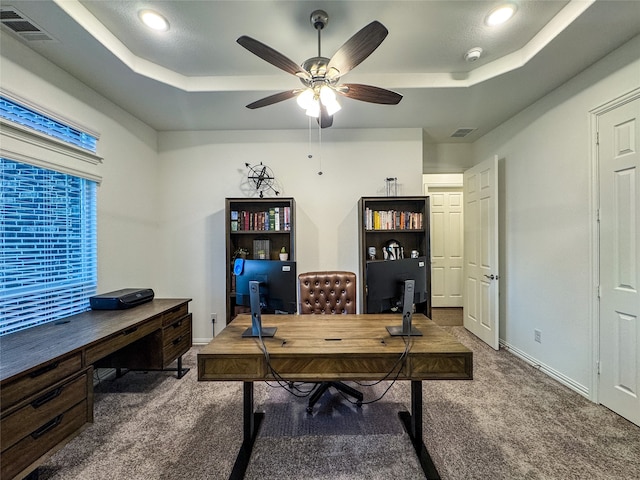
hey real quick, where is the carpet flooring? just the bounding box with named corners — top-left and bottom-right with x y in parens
top-left (36, 326), bottom-right (640, 480)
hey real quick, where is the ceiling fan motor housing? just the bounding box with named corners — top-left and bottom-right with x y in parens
top-left (310, 10), bottom-right (328, 30)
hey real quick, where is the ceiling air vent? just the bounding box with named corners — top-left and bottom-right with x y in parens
top-left (450, 128), bottom-right (476, 138)
top-left (1, 6), bottom-right (55, 42)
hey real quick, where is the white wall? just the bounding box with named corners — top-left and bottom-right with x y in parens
top-left (472, 34), bottom-right (640, 397)
top-left (423, 140), bottom-right (473, 173)
top-left (0, 32), bottom-right (162, 294)
top-left (157, 128), bottom-right (423, 341)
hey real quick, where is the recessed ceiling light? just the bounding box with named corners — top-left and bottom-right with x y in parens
top-left (138, 9), bottom-right (169, 32)
top-left (486, 4), bottom-right (517, 26)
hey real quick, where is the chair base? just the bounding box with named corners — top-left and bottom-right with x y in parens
top-left (306, 381), bottom-right (363, 413)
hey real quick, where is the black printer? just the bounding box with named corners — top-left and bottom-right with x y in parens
top-left (89, 288), bottom-right (154, 310)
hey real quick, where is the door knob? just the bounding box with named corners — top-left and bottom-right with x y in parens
top-left (484, 274), bottom-right (499, 280)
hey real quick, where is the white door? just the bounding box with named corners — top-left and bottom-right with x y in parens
top-left (463, 156), bottom-right (499, 350)
top-left (430, 187), bottom-right (464, 307)
top-left (598, 95), bottom-right (640, 426)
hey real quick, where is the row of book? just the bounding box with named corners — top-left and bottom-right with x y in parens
top-left (230, 207), bottom-right (291, 231)
top-left (364, 208), bottom-right (423, 231)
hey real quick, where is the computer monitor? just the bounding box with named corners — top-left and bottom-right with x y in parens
top-left (242, 280), bottom-right (278, 338)
top-left (366, 257), bottom-right (428, 314)
top-left (235, 259), bottom-right (297, 315)
top-left (386, 279), bottom-right (422, 336)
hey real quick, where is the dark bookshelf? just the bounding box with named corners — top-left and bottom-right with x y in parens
top-left (225, 198), bottom-right (295, 324)
top-left (358, 196), bottom-right (431, 317)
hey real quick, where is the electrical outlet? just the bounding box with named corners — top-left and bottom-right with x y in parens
top-left (534, 329), bottom-right (542, 343)
top-left (211, 313), bottom-right (217, 324)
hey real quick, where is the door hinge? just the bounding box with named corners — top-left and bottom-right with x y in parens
top-left (596, 131), bottom-right (599, 145)
top-left (596, 208), bottom-right (600, 223)
top-left (597, 285), bottom-right (601, 299)
top-left (597, 361), bottom-right (601, 375)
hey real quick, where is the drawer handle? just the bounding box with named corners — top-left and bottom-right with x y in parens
top-left (31, 414), bottom-right (63, 439)
top-left (29, 361), bottom-right (60, 378)
top-left (31, 387), bottom-right (63, 408)
top-left (122, 326), bottom-right (138, 336)
top-left (172, 336), bottom-right (184, 346)
top-left (172, 320), bottom-right (182, 328)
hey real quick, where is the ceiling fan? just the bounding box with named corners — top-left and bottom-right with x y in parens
top-left (237, 10), bottom-right (402, 128)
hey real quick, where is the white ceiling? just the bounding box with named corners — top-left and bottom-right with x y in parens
top-left (2, 0), bottom-right (639, 143)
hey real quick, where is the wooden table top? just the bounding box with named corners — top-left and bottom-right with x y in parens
top-left (198, 313), bottom-right (472, 382)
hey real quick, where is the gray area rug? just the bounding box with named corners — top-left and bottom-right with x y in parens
top-left (37, 327), bottom-right (640, 480)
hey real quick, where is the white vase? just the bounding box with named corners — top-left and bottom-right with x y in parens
top-left (279, 253), bottom-right (288, 261)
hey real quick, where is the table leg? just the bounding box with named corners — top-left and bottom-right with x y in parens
top-left (175, 355), bottom-right (190, 379)
top-left (398, 380), bottom-right (441, 480)
top-left (229, 381), bottom-right (264, 480)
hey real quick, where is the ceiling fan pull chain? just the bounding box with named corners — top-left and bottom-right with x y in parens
top-left (307, 116), bottom-right (313, 159)
top-left (317, 118), bottom-right (323, 175)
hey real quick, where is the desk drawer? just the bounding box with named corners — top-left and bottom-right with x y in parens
top-left (0, 353), bottom-right (82, 411)
top-left (162, 314), bottom-right (192, 366)
top-left (85, 317), bottom-right (161, 364)
top-left (1, 370), bottom-right (90, 452)
top-left (0, 400), bottom-right (89, 480)
top-left (161, 303), bottom-right (189, 327)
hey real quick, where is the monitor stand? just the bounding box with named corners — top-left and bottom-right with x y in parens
top-left (242, 280), bottom-right (277, 338)
top-left (386, 279), bottom-right (423, 336)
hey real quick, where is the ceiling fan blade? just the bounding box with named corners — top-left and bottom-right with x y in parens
top-left (237, 36), bottom-right (310, 80)
top-left (327, 21), bottom-right (388, 78)
top-left (318, 103), bottom-right (333, 128)
top-left (246, 90), bottom-right (298, 109)
top-left (338, 84), bottom-right (402, 105)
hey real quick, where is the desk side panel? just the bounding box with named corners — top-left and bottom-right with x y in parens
top-left (198, 356), bottom-right (265, 381)
top-left (409, 353), bottom-right (473, 380)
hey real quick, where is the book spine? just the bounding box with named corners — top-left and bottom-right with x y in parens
top-left (269, 208), bottom-right (275, 231)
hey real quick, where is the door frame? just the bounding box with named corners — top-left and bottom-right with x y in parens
top-left (423, 174), bottom-right (464, 309)
top-left (589, 87), bottom-right (640, 403)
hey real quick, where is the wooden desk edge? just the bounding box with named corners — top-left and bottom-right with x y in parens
top-left (197, 314), bottom-right (473, 382)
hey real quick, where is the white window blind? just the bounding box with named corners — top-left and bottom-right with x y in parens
top-left (0, 96), bottom-right (97, 152)
top-left (0, 159), bottom-right (97, 336)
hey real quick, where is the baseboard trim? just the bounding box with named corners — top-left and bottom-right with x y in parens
top-left (499, 340), bottom-right (590, 399)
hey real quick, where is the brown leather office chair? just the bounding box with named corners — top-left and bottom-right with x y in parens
top-left (298, 271), bottom-right (363, 413)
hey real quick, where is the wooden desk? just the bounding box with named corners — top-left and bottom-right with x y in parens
top-left (198, 313), bottom-right (472, 480)
top-left (0, 298), bottom-right (192, 480)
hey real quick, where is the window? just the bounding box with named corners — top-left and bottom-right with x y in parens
top-left (0, 159), bottom-right (97, 335)
top-left (0, 95), bottom-right (99, 335)
top-left (0, 96), bottom-right (97, 152)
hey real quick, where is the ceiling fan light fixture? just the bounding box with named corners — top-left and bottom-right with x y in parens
top-left (296, 88), bottom-right (315, 109)
top-left (324, 99), bottom-right (341, 116)
top-left (305, 101), bottom-right (320, 118)
top-left (138, 9), bottom-right (169, 31)
top-left (486, 4), bottom-right (517, 26)
top-left (319, 85), bottom-right (336, 104)
top-left (320, 86), bottom-right (341, 115)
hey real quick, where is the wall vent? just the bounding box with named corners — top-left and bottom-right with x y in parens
top-left (1, 6), bottom-right (56, 42)
top-left (450, 128), bottom-right (476, 138)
